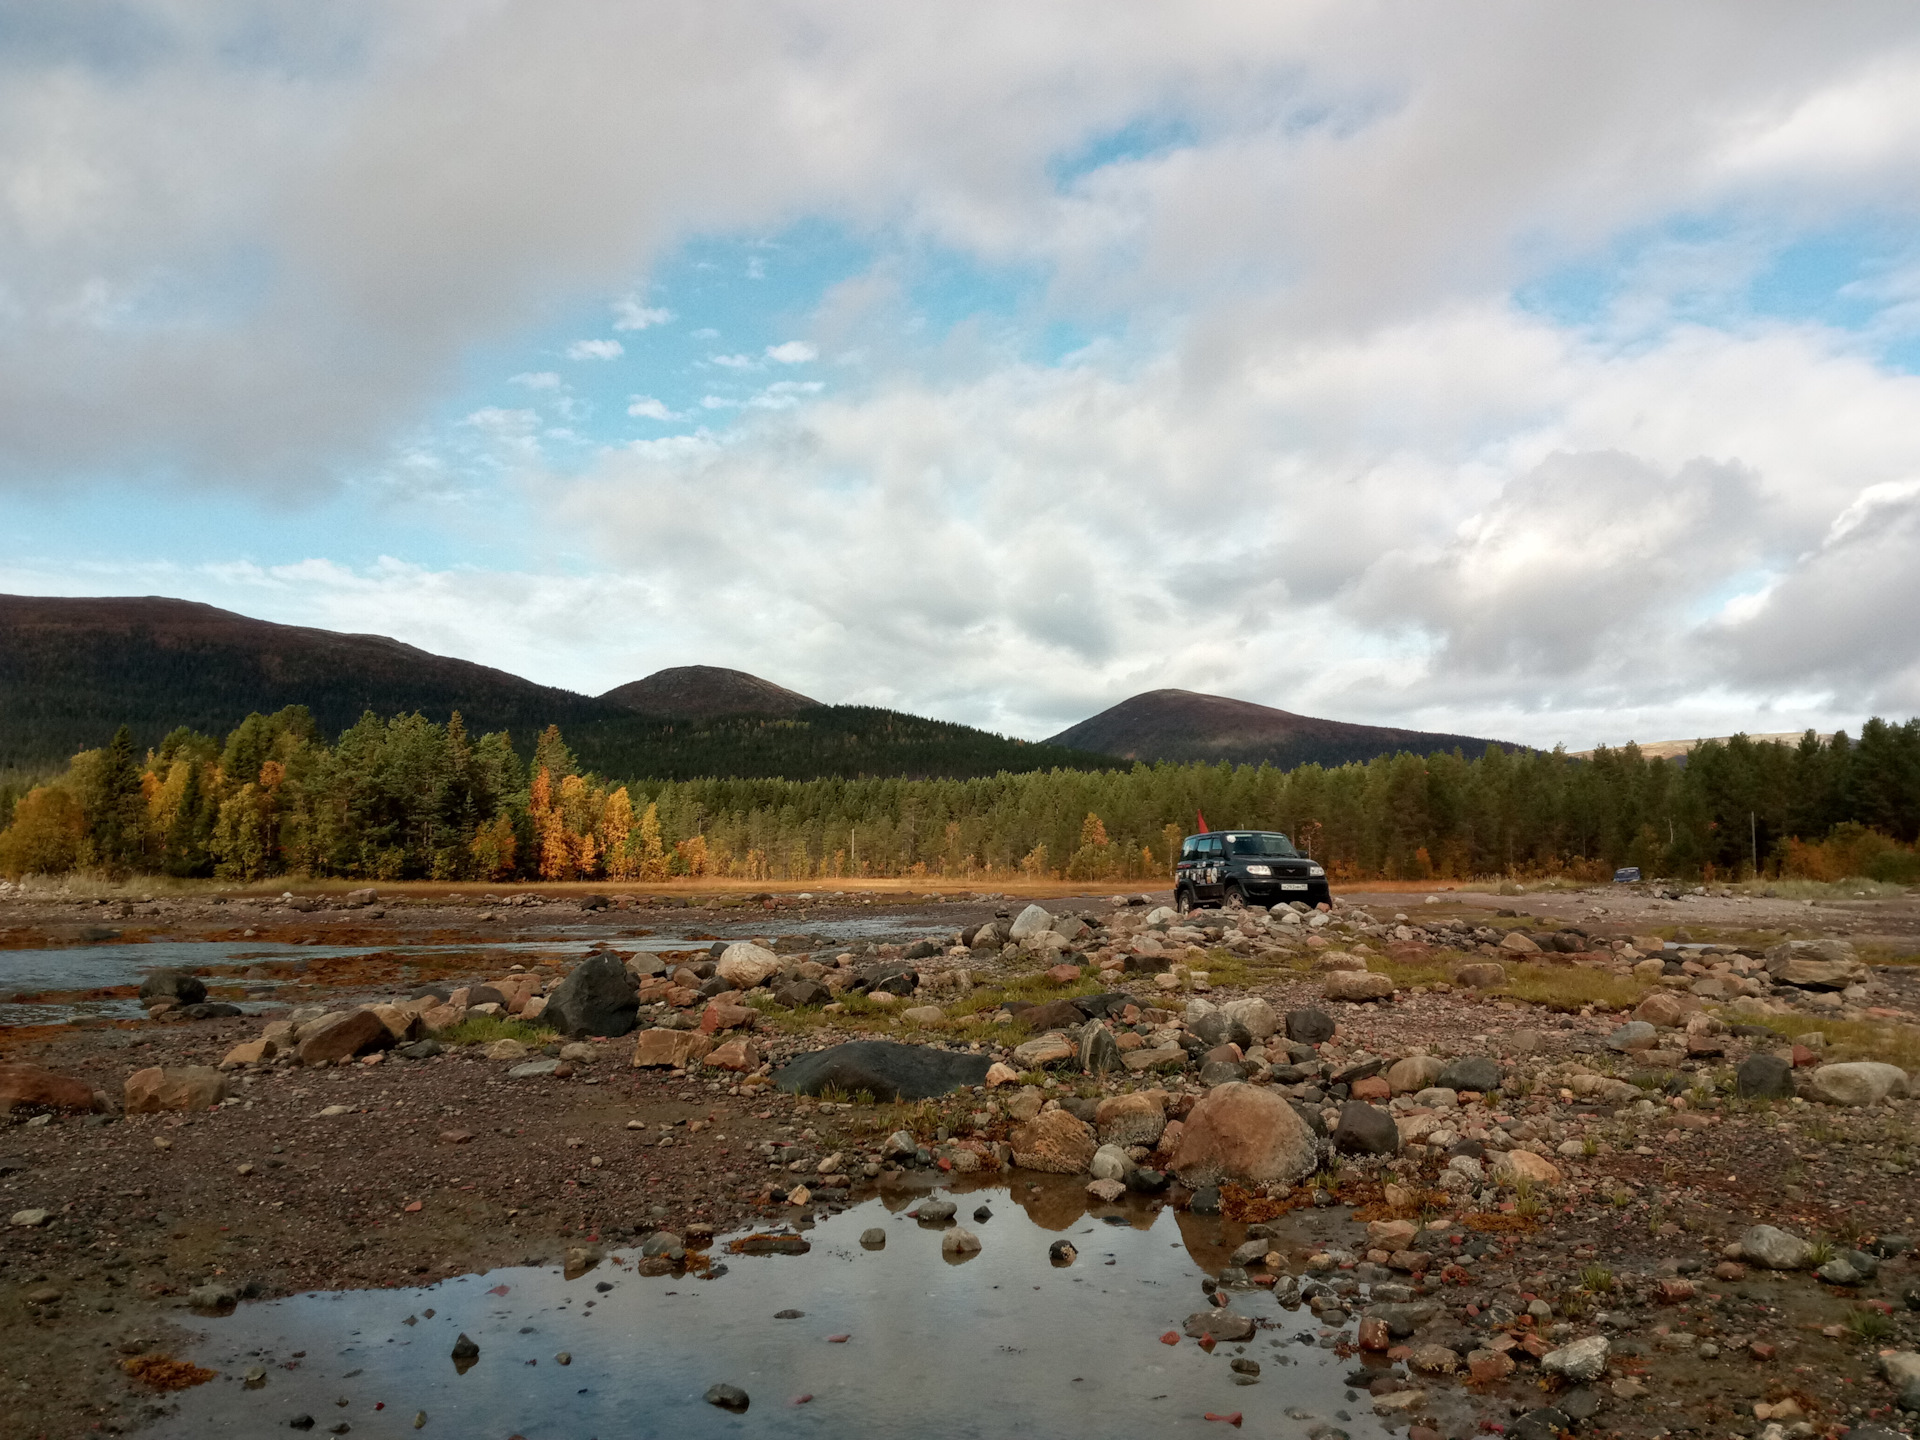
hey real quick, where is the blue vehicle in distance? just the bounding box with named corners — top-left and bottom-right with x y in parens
top-left (1612, 867), bottom-right (1642, 883)
top-left (1174, 830), bottom-right (1330, 913)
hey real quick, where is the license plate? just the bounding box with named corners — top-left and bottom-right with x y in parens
top-left (1280, 882), bottom-right (1308, 891)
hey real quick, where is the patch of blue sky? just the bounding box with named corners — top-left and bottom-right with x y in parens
top-left (1517, 215), bottom-right (1920, 373)
top-left (1048, 114), bottom-right (1200, 187)
top-left (460, 217), bottom-right (1107, 455)
top-left (0, 473), bottom-right (481, 577)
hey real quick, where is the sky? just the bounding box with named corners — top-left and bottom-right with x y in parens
top-left (4, 2), bottom-right (1920, 751)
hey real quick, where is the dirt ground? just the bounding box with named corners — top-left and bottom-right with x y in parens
top-left (1, 878), bottom-right (1917, 1440)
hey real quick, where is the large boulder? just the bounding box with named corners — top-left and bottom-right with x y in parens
top-left (542, 953), bottom-right (641, 1038)
top-left (1807, 1062), bottom-right (1910, 1107)
top-left (0, 1063), bottom-right (99, 1113)
top-left (1094, 1091), bottom-right (1167, 1148)
top-left (1011, 1033), bottom-right (1076, 1069)
top-left (1332, 1100), bottom-right (1401, 1156)
top-left (773, 1041), bottom-right (992, 1101)
top-left (1767, 940), bottom-right (1868, 990)
top-left (1736, 1054), bottom-right (1795, 1100)
top-left (1634, 992), bottom-right (1700, 1029)
top-left (1008, 905), bottom-right (1056, 943)
top-left (1436, 1056), bottom-right (1502, 1094)
top-left (1742, 1224), bottom-right (1812, 1269)
top-left (1285, 1008), bottom-right (1336, 1045)
top-left (1217, 997), bottom-right (1278, 1040)
top-left (714, 943), bottom-right (782, 990)
top-left (1168, 1081), bottom-right (1319, 1187)
top-left (1386, 1055), bottom-right (1445, 1093)
top-left (1498, 931), bottom-right (1541, 955)
top-left (1009, 1108), bottom-right (1097, 1173)
top-left (125, 1065), bottom-right (225, 1114)
top-left (137, 969), bottom-right (207, 1006)
top-left (1324, 971), bottom-right (1395, 1003)
top-left (296, 1009), bottom-right (392, 1066)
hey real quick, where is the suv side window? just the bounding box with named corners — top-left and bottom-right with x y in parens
top-left (1199, 836), bottom-right (1223, 859)
top-left (1180, 838), bottom-right (1204, 862)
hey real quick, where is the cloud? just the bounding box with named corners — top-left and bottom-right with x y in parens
top-left (6, 4), bottom-right (1919, 498)
top-left (625, 395), bottom-right (676, 420)
top-left (611, 299), bottom-right (672, 331)
top-left (4, 3), bottom-right (1920, 746)
top-left (565, 338), bottom-right (624, 361)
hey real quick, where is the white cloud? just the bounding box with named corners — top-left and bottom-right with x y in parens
top-left (625, 395), bottom-right (676, 420)
top-left (565, 338), bottom-right (624, 361)
top-left (4, 3), bottom-right (1920, 745)
top-left (611, 299), bottom-right (673, 331)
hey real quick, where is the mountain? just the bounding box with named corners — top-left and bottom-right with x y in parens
top-left (601, 665), bottom-right (817, 718)
top-left (0, 594), bottom-right (1117, 782)
top-left (1044, 688), bottom-right (1517, 769)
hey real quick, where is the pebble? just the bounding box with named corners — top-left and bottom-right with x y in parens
top-left (705, 1383), bottom-right (749, 1412)
top-left (859, 1228), bottom-right (886, 1248)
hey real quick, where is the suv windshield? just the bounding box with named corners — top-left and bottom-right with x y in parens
top-left (1223, 833), bottom-right (1297, 858)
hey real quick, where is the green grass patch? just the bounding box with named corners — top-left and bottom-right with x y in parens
top-left (440, 1014), bottom-right (557, 1047)
top-left (1712, 1009), bottom-right (1920, 1073)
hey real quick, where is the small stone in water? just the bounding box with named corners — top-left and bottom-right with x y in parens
top-left (859, 1227), bottom-right (886, 1248)
top-left (705, 1383), bottom-right (750, 1412)
top-left (412, 1414), bottom-right (427, 1430)
top-left (775, 1308), bottom-right (804, 1319)
top-left (973, 1206), bottom-right (992, 1222)
top-left (449, 1334), bottom-right (479, 1373)
top-left (1050, 1240), bottom-right (1078, 1267)
top-left (554, 1352), bottom-right (571, 1366)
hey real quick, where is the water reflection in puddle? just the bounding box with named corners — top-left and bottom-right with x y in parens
top-left (158, 1185), bottom-right (1386, 1440)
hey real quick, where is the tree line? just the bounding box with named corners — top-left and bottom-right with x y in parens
top-left (0, 707), bottom-right (1916, 885)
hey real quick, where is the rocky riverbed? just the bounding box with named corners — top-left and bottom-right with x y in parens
top-left (0, 879), bottom-right (1918, 1440)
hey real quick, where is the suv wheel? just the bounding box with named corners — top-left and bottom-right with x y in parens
top-left (1223, 883), bottom-right (1247, 911)
top-left (1174, 886), bottom-right (1195, 915)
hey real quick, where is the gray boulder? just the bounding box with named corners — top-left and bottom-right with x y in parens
top-left (542, 953), bottom-right (641, 1038)
top-left (1807, 1062), bottom-right (1910, 1107)
top-left (1079, 1022), bottom-right (1119, 1075)
top-left (1285, 1008), bottom-right (1336, 1045)
top-left (1436, 1056), bottom-right (1501, 1093)
top-left (772, 978), bottom-right (831, 1009)
top-left (1008, 904), bottom-right (1056, 942)
top-left (773, 1041), bottom-right (991, 1101)
top-left (1736, 1054), bottom-right (1795, 1100)
top-left (1332, 1100), bottom-right (1400, 1156)
top-left (1741, 1224), bottom-right (1811, 1269)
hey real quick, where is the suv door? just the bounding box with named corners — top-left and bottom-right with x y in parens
top-left (1194, 834), bottom-right (1225, 901)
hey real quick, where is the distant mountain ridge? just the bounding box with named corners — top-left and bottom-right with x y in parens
top-left (601, 665), bottom-right (818, 718)
top-left (0, 594), bottom-right (1114, 782)
top-left (1045, 688), bottom-right (1518, 769)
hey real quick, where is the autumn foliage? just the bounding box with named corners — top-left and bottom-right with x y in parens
top-left (1, 707), bottom-right (1917, 885)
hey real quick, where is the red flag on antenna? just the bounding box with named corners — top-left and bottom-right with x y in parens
top-left (1196, 810), bottom-right (1209, 833)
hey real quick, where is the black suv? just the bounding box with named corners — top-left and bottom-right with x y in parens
top-left (1173, 830), bottom-right (1329, 912)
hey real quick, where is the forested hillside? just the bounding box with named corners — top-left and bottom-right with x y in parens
top-left (3, 707), bottom-right (1915, 885)
top-left (0, 596), bottom-right (1112, 784)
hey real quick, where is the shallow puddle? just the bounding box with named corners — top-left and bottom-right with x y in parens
top-left (157, 1183), bottom-right (1387, 1440)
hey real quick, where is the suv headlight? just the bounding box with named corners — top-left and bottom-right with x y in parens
top-left (1244, 864), bottom-right (1271, 876)
top-left (1308, 865), bottom-right (1325, 877)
